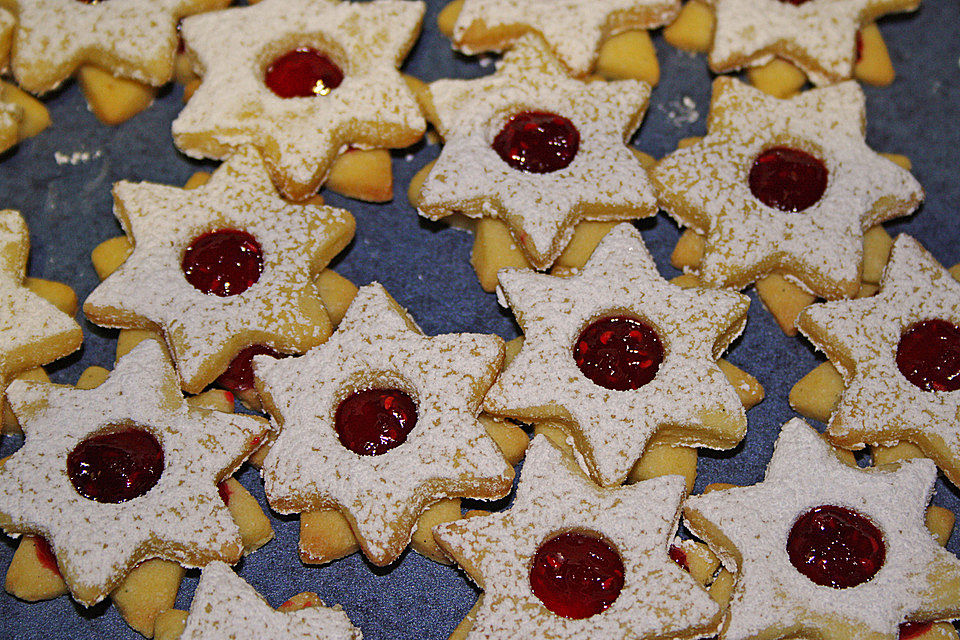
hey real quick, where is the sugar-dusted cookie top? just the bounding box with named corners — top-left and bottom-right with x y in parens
top-left (254, 282), bottom-right (514, 566)
top-left (0, 210), bottom-right (81, 410)
top-left (433, 435), bottom-right (720, 639)
top-left (0, 0), bottom-right (231, 94)
top-left (798, 234), bottom-right (960, 486)
top-left (180, 561), bottom-right (360, 640)
top-left (684, 418), bottom-right (960, 639)
top-left (83, 147), bottom-right (355, 395)
top-left (418, 34), bottom-right (657, 270)
top-left (0, 339), bottom-right (268, 607)
top-left (450, 0), bottom-right (680, 76)
top-left (483, 223), bottom-right (749, 487)
top-left (651, 77), bottom-right (923, 299)
top-left (173, 0), bottom-right (427, 201)
top-left (703, 0), bottom-right (921, 86)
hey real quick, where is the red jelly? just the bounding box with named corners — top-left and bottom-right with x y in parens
top-left (264, 48), bottom-right (343, 98)
top-left (34, 537), bottom-right (60, 575)
top-left (574, 316), bottom-right (664, 391)
top-left (217, 480), bottom-right (232, 504)
top-left (669, 544), bottom-right (690, 571)
top-left (182, 229), bottom-right (263, 297)
top-left (778, 0), bottom-right (811, 5)
top-left (899, 622), bottom-right (933, 639)
top-left (217, 344), bottom-right (286, 394)
top-left (67, 428), bottom-right (164, 504)
top-left (749, 146), bottom-right (828, 212)
top-left (896, 319), bottom-right (960, 392)
top-left (492, 111), bottom-right (579, 173)
top-left (334, 389), bottom-right (417, 456)
top-left (529, 531), bottom-right (625, 619)
top-left (786, 505), bottom-right (885, 589)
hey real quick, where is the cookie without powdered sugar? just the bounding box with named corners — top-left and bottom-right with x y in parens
top-left (254, 282), bottom-right (515, 566)
top-left (173, 0), bottom-right (427, 201)
top-left (83, 147), bottom-right (355, 395)
top-left (651, 77), bottom-right (923, 300)
top-left (684, 418), bottom-right (960, 639)
top-left (417, 34), bottom-right (658, 270)
top-left (483, 223), bottom-right (750, 487)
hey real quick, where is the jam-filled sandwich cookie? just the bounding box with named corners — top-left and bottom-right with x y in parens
top-left (684, 418), bottom-right (960, 639)
top-left (413, 34), bottom-right (657, 283)
top-left (254, 283), bottom-right (515, 567)
top-left (651, 78), bottom-right (922, 303)
top-left (0, 339), bottom-right (269, 607)
top-left (483, 223), bottom-right (750, 487)
top-left (432, 435), bottom-right (721, 640)
top-left (795, 235), bottom-right (960, 488)
top-left (172, 0), bottom-right (427, 202)
top-left (83, 147), bottom-right (355, 396)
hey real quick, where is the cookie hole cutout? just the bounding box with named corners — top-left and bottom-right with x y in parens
top-left (896, 319), bottom-right (960, 392)
top-left (749, 146), bottom-right (828, 212)
top-left (334, 388), bottom-right (418, 456)
top-left (492, 110), bottom-right (580, 174)
top-left (67, 427), bottom-right (165, 504)
top-left (217, 344), bottom-right (288, 394)
top-left (181, 228), bottom-right (263, 297)
top-left (529, 530), bottom-right (625, 619)
top-left (786, 505), bottom-right (885, 589)
top-left (574, 315), bottom-right (664, 391)
top-left (264, 47), bottom-right (344, 98)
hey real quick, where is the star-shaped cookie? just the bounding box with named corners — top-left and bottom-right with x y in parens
top-left (418, 34), bottom-right (658, 270)
top-left (703, 0), bottom-right (921, 85)
top-left (0, 339), bottom-right (268, 606)
top-left (0, 210), bottom-right (81, 411)
top-left (254, 283), bottom-right (515, 566)
top-left (650, 77), bottom-right (923, 300)
top-left (83, 147), bottom-right (355, 394)
top-left (798, 234), bottom-right (960, 487)
top-left (179, 561), bottom-right (360, 639)
top-left (172, 0), bottom-right (427, 201)
top-left (483, 223), bottom-right (749, 487)
top-left (684, 418), bottom-right (960, 639)
top-left (433, 435), bottom-right (721, 639)
top-left (0, 0), bottom-right (230, 94)
top-left (449, 0), bottom-right (680, 76)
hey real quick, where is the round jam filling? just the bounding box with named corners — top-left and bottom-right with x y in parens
top-left (786, 505), bottom-right (885, 589)
top-left (67, 428), bottom-right (164, 503)
top-left (529, 531), bottom-right (625, 619)
top-left (777, 0), bottom-right (811, 5)
top-left (749, 146), bottom-right (828, 212)
top-left (182, 229), bottom-right (263, 297)
top-left (574, 316), bottom-right (664, 391)
top-left (334, 389), bottom-right (418, 456)
top-left (264, 48), bottom-right (343, 98)
top-left (492, 111), bottom-right (580, 174)
top-left (896, 319), bottom-right (960, 392)
top-left (217, 344), bottom-right (286, 394)
top-left (899, 622), bottom-right (933, 640)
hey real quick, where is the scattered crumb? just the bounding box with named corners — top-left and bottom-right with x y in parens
top-left (54, 149), bottom-right (102, 165)
top-left (659, 96), bottom-right (700, 127)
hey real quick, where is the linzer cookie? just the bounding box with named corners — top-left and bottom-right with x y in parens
top-left (684, 418), bottom-right (960, 639)
top-left (702, 0), bottom-right (921, 86)
top-left (651, 77), bottom-right (923, 300)
top-left (0, 339), bottom-right (268, 607)
top-left (446, 0), bottom-right (680, 76)
top-left (172, 0), bottom-right (427, 201)
top-left (797, 235), bottom-right (960, 487)
top-left (483, 223), bottom-right (749, 487)
top-left (417, 34), bottom-right (658, 271)
top-left (83, 147), bottom-right (355, 395)
top-left (254, 283), bottom-right (514, 566)
top-left (432, 435), bottom-right (721, 639)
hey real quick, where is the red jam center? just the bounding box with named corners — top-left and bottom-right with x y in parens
top-left (67, 428), bottom-right (164, 503)
top-left (334, 389), bottom-right (417, 456)
top-left (492, 111), bottom-right (580, 174)
top-left (896, 319), bottom-right (960, 392)
top-left (217, 344), bottom-right (286, 394)
top-left (786, 505), bottom-right (885, 589)
top-left (777, 0), bottom-right (811, 5)
top-left (574, 316), bottom-right (664, 391)
top-left (264, 48), bottom-right (343, 98)
top-left (529, 531), bottom-right (625, 619)
top-left (182, 229), bottom-right (263, 297)
top-left (669, 544), bottom-right (690, 571)
top-left (34, 537), bottom-right (60, 575)
top-left (749, 146), bottom-right (828, 212)
top-left (899, 622), bottom-right (933, 639)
